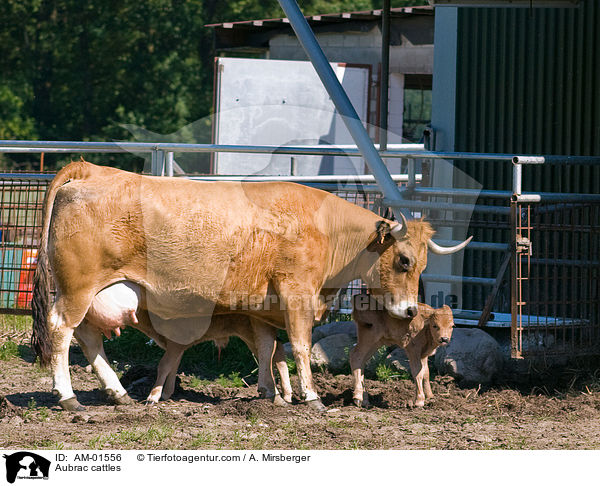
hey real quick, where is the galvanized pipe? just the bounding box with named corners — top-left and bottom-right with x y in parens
top-left (165, 152), bottom-right (174, 177)
top-left (379, 0), bottom-right (391, 151)
top-left (513, 155), bottom-right (600, 165)
top-left (512, 162), bottom-right (522, 196)
top-left (276, 0), bottom-right (406, 211)
top-left (420, 274), bottom-right (496, 286)
top-left (3, 140), bottom-right (600, 164)
top-left (385, 198), bottom-right (511, 215)
top-left (189, 174), bottom-right (415, 183)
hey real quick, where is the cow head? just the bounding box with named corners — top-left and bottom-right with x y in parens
top-left (426, 304), bottom-right (454, 346)
top-left (363, 215), bottom-right (471, 319)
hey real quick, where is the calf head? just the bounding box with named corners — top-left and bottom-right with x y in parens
top-left (425, 305), bottom-right (454, 346)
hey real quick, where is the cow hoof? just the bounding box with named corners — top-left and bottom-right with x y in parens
top-left (272, 395), bottom-right (289, 407)
top-left (104, 390), bottom-right (134, 405)
top-left (282, 395), bottom-right (293, 404)
top-left (113, 393), bottom-right (135, 406)
top-left (143, 399), bottom-right (158, 406)
top-left (353, 398), bottom-right (363, 408)
top-left (60, 397), bottom-right (86, 412)
top-left (306, 399), bottom-right (326, 412)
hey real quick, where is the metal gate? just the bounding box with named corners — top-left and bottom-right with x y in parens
top-left (511, 199), bottom-right (600, 358)
top-left (0, 175), bottom-right (49, 314)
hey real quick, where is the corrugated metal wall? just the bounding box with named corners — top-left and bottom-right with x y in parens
top-left (454, 1), bottom-right (600, 191)
top-left (450, 1), bottom-right (600, 312)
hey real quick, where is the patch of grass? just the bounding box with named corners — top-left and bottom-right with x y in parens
top-left (374, 363), bottom-right (410, 382)
top-left (189, 371), bottom-right (245, 389)
top-left (285, 357), bottom-right (297, 375)
top-left (33, 439), bottom-right (65, 450)
top-left (0, 340), bottom-right (20, 360)
top-left (0, 314), bottom-right (32, 333)
top-left (190, 431), bottom-right (214, 448)
top-left (89, 424), bottom-right (174, 448)
top-left (215, 371), bottom-right (244, 388)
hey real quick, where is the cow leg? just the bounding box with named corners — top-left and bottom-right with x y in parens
top-left (406, 346), bottom-right (426, 407)
top-left (49, 294), bottom-right (94, 411)
top-left (349, 338), bottom-right (381, 408)
top-left (73, 320), bottom-right (133, 405)
top-left (146, 341), bottom-right (186, 404)
top-left (273, 341), bottom-right (293, 403)
top-left (282, 302), bottom-right (324, 411)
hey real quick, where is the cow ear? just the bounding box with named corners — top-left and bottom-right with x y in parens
top-left (375, 221), bottom-right (391, 244)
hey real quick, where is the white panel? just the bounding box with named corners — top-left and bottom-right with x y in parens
top-left (214, 57), bottom-right (370, 176)
top-left (382, 72), bottom-right (405, 173)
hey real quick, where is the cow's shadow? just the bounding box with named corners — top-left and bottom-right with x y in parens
top-left (6, 390), bottom-right (105, 409)
top-left (322, 389), bottom-right (391, 409)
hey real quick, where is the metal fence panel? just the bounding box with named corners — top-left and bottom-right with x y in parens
top-left (0, 177), bottom-right (48, 314)
top-left (512, 200), bottom-right (600, 358)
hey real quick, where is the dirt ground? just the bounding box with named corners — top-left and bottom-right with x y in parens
top-left (2, 340), bottom-right (600, 450)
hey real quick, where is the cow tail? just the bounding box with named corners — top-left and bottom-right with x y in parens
top-left (31, 161), bottom-right (91, 367)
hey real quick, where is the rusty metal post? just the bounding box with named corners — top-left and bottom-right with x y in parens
top-left (510, 198), bottom-right (521, 359)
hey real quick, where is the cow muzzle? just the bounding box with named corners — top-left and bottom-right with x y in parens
top-left (386, 302), bottom-right (418, 319)
top-left (439, 337), bottom-right (451, 345)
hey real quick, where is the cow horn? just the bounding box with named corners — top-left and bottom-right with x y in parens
top-left (427, 236), bottom-right (473, 254)
top-left (390, 212), bottom-right (408, 240)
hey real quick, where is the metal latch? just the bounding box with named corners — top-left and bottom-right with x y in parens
top-left (516, 235), bottom-right (532, 255)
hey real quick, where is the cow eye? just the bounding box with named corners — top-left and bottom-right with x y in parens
top-left (395, 254), bottom-right (411, 272)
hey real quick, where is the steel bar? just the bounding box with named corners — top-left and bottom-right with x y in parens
top-left (385, 198), bottom-right (511, 215)
top-left (276, 0), bottom-right (406, 212)
top-left (189, 174), bottom-right (415, 183)
top-left (513, 155), bottom-right (600, 165)
top-left (512, 162), bottom-right (522, 196)
top-left (165, 152), bottom-right (174, 177)
top-left (420, 274), bottom-right (496, 285)
top-left (379, 0), bottom-right (391, 151)
top-left (3, 140), bottom-right (600, 165)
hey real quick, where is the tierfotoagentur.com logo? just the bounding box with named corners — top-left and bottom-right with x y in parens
top-left (3, 452), bottom-right (51, 483)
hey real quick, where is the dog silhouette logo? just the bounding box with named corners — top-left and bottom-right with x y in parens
top-left (3, 452), bottom-right (51, 483)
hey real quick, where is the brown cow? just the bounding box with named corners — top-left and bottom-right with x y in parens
top-left (76, 282), bottom-right (292, 405)
top-left (31, 161), bottom-right (469, 411)
top-left (350, 294), bottom-right (454, 408)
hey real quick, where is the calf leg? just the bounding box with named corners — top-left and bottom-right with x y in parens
top-left (273, 341), bottom-right (292, 403)
top-left (249, 318), bottom-right (282, 401)
top-left (349, 337), bottom-right (381, 408)
top-left (423, 360), bottom-right (434, 399)
top-left (73, 320), bottom-right (133, 405)
top-left (146, 342), bottom-right (186, 404)
top-left (406, 346), bottom-right (427, 407)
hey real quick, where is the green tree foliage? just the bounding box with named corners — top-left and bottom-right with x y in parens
top-left (0, 0), bottom-right (424, 170)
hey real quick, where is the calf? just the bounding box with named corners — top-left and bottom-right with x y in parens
top-left (76, 283), bottom-right (292, 407)
top-left (350, 294), bottom-right (454, 408)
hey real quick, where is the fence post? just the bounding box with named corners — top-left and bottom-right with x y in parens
top-left (151, 149), bottom-right (165, 176)
top-left (510, 197), bottom-right (521, 359)
top-left (166, 152), bottom-right (174, 177)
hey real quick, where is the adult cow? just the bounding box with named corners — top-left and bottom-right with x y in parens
top-left (31, 161), bottom-right (470, 411)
